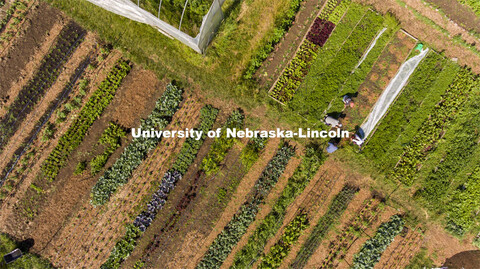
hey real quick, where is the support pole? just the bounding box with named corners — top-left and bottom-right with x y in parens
top-left (157, 0), bottom-right (163, 18)
top-left (179, 0), bottom-right (188, 31)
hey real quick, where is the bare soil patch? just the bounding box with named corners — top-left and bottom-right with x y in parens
top-left (423, 223), bottom-right (477, 266)
top-left (221, 149), bottom-right (303, 269)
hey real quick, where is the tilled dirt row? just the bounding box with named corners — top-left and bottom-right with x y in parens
top-left (0, 31), bottom-right (96, 176)
top-left (221, 149), bottom-right (304, 269)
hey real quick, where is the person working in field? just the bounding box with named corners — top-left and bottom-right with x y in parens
top-left (351, 133), bottom-right (364, 147)
top-left (343, 95), bottom-right (355, 108)
top-left (324, 115), bottom-right (342, 128)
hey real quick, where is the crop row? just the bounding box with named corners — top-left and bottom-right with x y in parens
top-left (102, 105), bottom-right (220, 268)
top-left (201, 109), bottom-right (245, 176)
top-left (39, 59), bottom-right (130, 183)
top-left (320, 198), bottom-right (382, 268)
top-left (231, 147), bottom-right (323, 269)
top-left (319, 0), bottom-right (341, 20)
top-left (328, 0), bottom-right (350, 24)
top-left (445, 167), bottom-right (480, 236)
top-left (418, 92), bottom-right (480, 210)
top-left (306, 19), bottom-right (336, 46)
top-left (134, 105), bottom-right (220, 231)
top-left (351, 215), bottom-right (405, 269)
top-left (0, 0), bottom-right (26, 32)
top-left (290, 10), bottom-right (384, 122)
top-left (242, 0), bottom-right (303, 79)
top-left (196, 143), bottom-right (295, 269)
top-left (258, 212), bottom-right (309, 269)
top-left (269, 0), bottom-right (346, 103)
top-left (363, 53), bottom-right (452, 170)
top-left (101, 105), bottom-right (220, 268)
top-left (0, 21), bottom-right (85, 153)
top-left (90, 122), bottom-right (127, 175)
top-left (269, 40), bottom-right (320, 103)
top-left (91, 83), bottom-right (184, 205)
top-left (456, 0), bottom-right (480, 16)
top-left (392, 68), bottom-right (479, 185)
top-left (290, 185), bottom-right (358, 269)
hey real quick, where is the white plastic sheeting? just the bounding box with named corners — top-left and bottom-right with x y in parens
top-left (361, 48), bottom-right (429, 138)
top-left (85, 0), bottom-right (224, 53)
top-left (355, 27), bottom-right (387, 69)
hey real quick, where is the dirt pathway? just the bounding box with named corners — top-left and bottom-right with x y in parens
top-left (0, 51), bottom-right (122, 233)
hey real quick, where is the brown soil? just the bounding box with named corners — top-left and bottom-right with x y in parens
top-left (0, 2), bottom-right (64, 109)
top-left (443, 250), bottom-right (480, 269)
top-left (221, 150), bottom-right (303, 269)
top-left (178, 138), bottom-right (282, 269)
top-left (425, 0), bottom-right (480, 35)
top-left (0, 50), bottom-right (122, 211)
top-left (401, 0), bottom-right (480, 51)
top-left (423, 223), bottom-right (478, 266)
top-left (303, 189), bottom-right (375, 268)
top-left (257, 0), bottom-right (327, 89)
top-left (0, 0), bottom-right (36, 55)
top-left (335, 205), bottom-right (399, 269)
top-left (277, 157), bottom-right (360, 269)
top-left (353, 0), bottom-right (480, 73)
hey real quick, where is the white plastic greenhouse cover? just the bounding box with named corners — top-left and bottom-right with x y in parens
top-left (85, 0), bottom-right (224, 53)
top-left (361, 48), bottom-right (429, 138)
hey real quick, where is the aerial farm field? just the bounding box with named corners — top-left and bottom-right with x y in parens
top-left (0, 0), bottom-right (480, 268)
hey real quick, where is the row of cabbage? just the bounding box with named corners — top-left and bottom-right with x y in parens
top-left (351, 215), bottom-right (405, 269)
